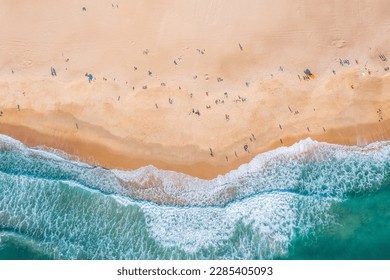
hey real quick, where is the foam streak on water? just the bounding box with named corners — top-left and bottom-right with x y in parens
top-left (0, 134), bottom-right (389, 259)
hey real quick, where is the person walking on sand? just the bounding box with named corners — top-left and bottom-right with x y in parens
top-left (251, 133), bottom-right (256, 140)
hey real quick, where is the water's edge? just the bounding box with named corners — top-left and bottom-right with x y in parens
top-left (1, 134), bottom-right (389, 259)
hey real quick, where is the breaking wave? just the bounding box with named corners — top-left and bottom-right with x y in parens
top-left (0, 134), bottom-right (389, 259)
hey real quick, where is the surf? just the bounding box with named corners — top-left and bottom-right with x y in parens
top-left (0, 134), bottom-right (389, 259)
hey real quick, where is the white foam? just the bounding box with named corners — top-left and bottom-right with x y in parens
top-left (111, 138), bottom-right (390, 207)
top-left (0, 134), bottom-right (89, 168)
top-left (2, 134), bottom-right (389, 207)
top-left (140, 191), bottom-right (336, 256)
top-left (114, 151), bottom-right (388, 255)
top-left (1, 134), bottom-right (389, 258)
top-left (0, 134), bottom-right (25, 149)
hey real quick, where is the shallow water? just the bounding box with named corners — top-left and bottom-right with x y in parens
top-left (0, 134), bottom-right (389, 259)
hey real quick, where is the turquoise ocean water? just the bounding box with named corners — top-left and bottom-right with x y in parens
top-left (0, 134), bottom-right (389, 260)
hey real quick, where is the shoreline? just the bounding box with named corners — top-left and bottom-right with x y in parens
top-left (1, 0), bottom-right (390, 179)
top-left (1, 118), bottom-right (389, 179)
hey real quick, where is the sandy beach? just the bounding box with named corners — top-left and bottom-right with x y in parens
top-left (1, 0), bottom-right (390, 179)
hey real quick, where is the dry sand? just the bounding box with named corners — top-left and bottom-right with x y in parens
top-left (1, 0), bottom-right (390, 179)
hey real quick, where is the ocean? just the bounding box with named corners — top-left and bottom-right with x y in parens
top-left (0, 134), bottom-right (389, 260)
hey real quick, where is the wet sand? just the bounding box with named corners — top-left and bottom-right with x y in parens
top-left (1, 0), bottom-right (390, 179)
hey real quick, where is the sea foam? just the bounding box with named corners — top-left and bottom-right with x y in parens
top-left (0, 134), bottom-right (389, 259)
top-left (112, 138), bottom-right (390, 206)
